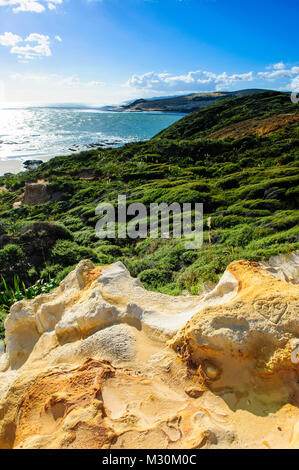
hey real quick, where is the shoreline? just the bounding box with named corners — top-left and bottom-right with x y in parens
top-left (0, 109), bottom-right (184, 177)
top-left (0, 159), bottom-right (24, 176)
top-left (0, 139), bottom-right (129, 177)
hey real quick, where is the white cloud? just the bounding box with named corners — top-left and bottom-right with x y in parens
top-left (125, 63), bottom-right (299, 95)
top-left (290, 75), bottom-right (299, 92)
top-left (273, 61), bottom-right (286, 70)
top-left (258, 69), bottom-right (293, 80)
top-left (0, 31), bottom-right (22, 46)
top-left (266, 61), bottom-right (287, 70)
top-left (0, 0), bottom-right (62, 13)
top-left (126, 70), bottom-right (254, 93)
top-left (55, 35), bottom-right (62, 42)
top-left (214, 71), bottom-right (253, 90)
top-left (0, 32), bottom-right (52, 60)
top-left (257, 62), bottom-right (299, 92)
top-left (258, 64), bottom-right (299, 91)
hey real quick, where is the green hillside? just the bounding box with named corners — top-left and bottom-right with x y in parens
top-left (155, 90), bottom-right (297, 140)
top-left (0, 91), bottom-right (298, 338)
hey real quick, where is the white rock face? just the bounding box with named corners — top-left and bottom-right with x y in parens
top-left (3, 260), bottom-right (240, 371)
top-left (260, 251), bottom-right (299, 284)
top-left (3, 259), bottom-right (95, 370)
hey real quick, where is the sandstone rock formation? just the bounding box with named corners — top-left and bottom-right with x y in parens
top-left (21, 182), bottom-right (50, 206)
top-left (0, 258), bottom-right (298, 449)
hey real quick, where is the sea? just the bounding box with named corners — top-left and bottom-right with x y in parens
top-left (0, 106), bottom-right (183, 176)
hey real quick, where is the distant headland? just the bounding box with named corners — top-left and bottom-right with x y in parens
top-left (103, 89), bottom-right (270, 113)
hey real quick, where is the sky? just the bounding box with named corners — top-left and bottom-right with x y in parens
top-left (0, 0), bottom-right (298, 106)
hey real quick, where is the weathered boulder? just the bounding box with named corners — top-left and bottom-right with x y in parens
top-left (23, 160), bottom-right (43, 171)
top-left (0, 258), bottom-right (298, 449)
top-left (170, 260), bottom-right (299, 402)
top-left (22, 182), bottom-right (50, 205)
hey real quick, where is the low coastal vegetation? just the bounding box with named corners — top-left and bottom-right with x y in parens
top-left (0, 91), bottom-right (298, 338)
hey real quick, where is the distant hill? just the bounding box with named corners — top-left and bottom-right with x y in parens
top-left (105, 89), bottom-right (270, 113)
top-left (155, 90), bottom-right (297, 139)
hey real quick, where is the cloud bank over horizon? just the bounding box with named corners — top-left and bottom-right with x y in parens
top-left (1, 61), bottom-right (298, 106)
top-left (125, 62), bottom-right (299, 95)
top-left (126, 70), bottom-right (255, 93)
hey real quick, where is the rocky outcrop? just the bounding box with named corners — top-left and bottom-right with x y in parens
top-left (13, 181), bottom-right (66, 208)
top-left (0, 258), bottom-right (298, 449)
top-left (21, 182), bottom-right (50, 206)
top-left (23, 160), bottom-right (43, 171)
top-left (171, 260), bottom-right (299, 390)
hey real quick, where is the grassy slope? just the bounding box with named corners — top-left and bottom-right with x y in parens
top-left (0, 91), bottom-right (298, 337)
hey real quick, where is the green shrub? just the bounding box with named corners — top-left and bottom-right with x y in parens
top-left (95, 252), bottom-right (111, 265)
top-left (40, 264), bottom-right (63, 280)
top-left (0, 244), bottom-right (28, 281)
top-left (247, 226), bottom-right (299, 250)
top-left (138, 268), bottom-right (172, 288)
top-left (222, 225), bottom-right (255, 248)
top-left (0, 221), bottom-right (9, 236)
top-left (28, 266), bottom-right (38, 281)
top-left (60, 216), bottom-right (85, 232)
top-left (55, 265), bottom-right (76, 284)
top-left (0, 275), bottom-right (57, 314)
top-left (0, 243), bottom-right (23, 266)
top-left (181, 250), bottom-right (199, 265)
top-left (135, 238), bottom-right (164, 256)
top-left (73, 228), bottom-right (98, 246)
top-left (98, 244), bottom-right (123, 258)
top-left (0, 310), bottom-right (7, 340)
top-left (51, 240), bottom-right (98, 266)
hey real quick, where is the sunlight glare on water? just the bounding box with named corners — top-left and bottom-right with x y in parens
top-left (0, 107), bottom-right (183, 175)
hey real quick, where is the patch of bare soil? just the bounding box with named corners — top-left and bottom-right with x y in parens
top-left (206, 114), bottom-right (299, 140)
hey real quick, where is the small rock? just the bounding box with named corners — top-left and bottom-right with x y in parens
top-left (203, 361), bottom-right (221, 380)
top-left (185, 387), bottom-right (205, 398)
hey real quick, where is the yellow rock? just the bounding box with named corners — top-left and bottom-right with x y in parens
top-left (0, 257), bottom-right (298, 449)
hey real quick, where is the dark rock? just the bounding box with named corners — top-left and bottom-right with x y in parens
top-left (22, 183), bottom-right (50, 205)
top-left (23, 160), bottom-right (43, 171)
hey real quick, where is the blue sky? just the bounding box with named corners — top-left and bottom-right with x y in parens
top-left (0, 0), bottom-right (298, 105)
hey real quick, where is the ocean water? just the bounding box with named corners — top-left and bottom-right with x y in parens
top-left (0, 107), bottom-right (183, 175)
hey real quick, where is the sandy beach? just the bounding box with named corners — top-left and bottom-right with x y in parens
top-left (0, 159), bottom-right (24, 176)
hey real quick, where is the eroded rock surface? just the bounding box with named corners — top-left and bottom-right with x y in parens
top-left (0, 259), bottom-right (298, 449)
top-left (22, 182), bottom-right (50, 205)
